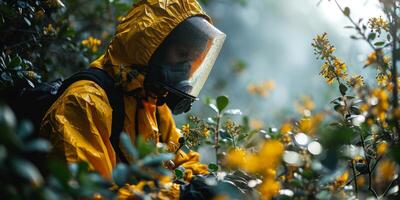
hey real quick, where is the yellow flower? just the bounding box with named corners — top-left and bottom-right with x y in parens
top-left (43, 24), bottom-right (54, 35)
top-left (247, 80), bottom-right (275, 96)
top-left (365, 51), bottom-right (377, 66)
top-left (376, 73), bottom-right (390, 86)
top-left (280, 123), bottom-right (292, 134)
top-left (347, 75), bottom-right (364, 88)
top-left (333, 171), bottom-right (349, 188)
top-left (225, 148), bottom-right (246, 167)
top-left (368, 16), bottom-right (389, 34)
top-left (202, 128), bottom-right (210, 138)
top-left (353, 155), bottom-right (366, 164)
top-left (356, 176), bottom-right (366, 187)
top-left (371, 88), bottom-right (389, 121)
top-left (35, 10), bottom-right (45, 19)
top-left (377, 160), bottom-right (396, 182)
top-left (181, 124), bottom-right (190, 136)
top-left (377, 142), bottom-right (388, 155)
top-left (312, 33), bottom-right (336, 60)
top-left (320, 62), bottom-right (336, 85)
top-left (332, 57), bottom-right (347, 79)
top-left (82, 36), bottom-right (102, 53)
top-left (258, 178), bottom-right (280, 200)
top-left (359, 103), bottom-right (369, 113)
top-left (298, 113), bottom-right (324, 137)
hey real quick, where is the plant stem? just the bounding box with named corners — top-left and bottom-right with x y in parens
top-left (390, 2), bottom-right (400, 142)
top-left (351, 161), bottom-right (359, 198)
top-left (359, 129), bottom-right (379, 198)
top-left (215, 114), bottom-right (221, 165)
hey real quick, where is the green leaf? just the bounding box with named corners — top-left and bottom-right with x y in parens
top-left (141, 153), bottom-right (174, 167)
top-left (174, 167), bottom-right (185, 179)
top-left (24, 139), bottom-right (52, 152)
top-left (339, 83), bottom-right (347, 96)
top-left (112, 163), bottom-right (129, 186)
top-left (367, 32), bottom-right (376, 41)
top-left (12, 158), bottom-right (43, 186)
top-left (343, 7), bottom-right (350, 16)
top-left (48, 160), bottom-right (71, 186)
top-left (374, 41), bottom-right (385, 46)
top-left (8, 55), bottom-right (22, 68)
top-left (16, 120), bottom-right (33, 139)
top-left (136, 136), bottom-right (156, 158)
top-left (216, 95), bottom-right (229, 113)
top-left (120, 132), bottom-right (139, 160)
top-left (208, 163), bottom-right (218, 172)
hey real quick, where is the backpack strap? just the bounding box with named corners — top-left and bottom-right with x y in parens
top-left (59, 67), bottom-right (128, 163)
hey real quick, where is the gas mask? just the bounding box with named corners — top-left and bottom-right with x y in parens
top-left (144, 16), bottom-right (226, 115)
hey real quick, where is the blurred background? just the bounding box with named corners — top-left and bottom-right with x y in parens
top-left (181, 0), bottom-right (384, 126)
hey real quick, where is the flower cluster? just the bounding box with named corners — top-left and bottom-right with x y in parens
top-left (368, 16), bottom-right (389, 35)
top-left (225, 140), bottom-right (284, 200)
top-left (247, 80), bottom-right (275, 96)
top-left (313, 33), bottom-right (348, 84)
top-left (81, 36), bottom-right (102, 53)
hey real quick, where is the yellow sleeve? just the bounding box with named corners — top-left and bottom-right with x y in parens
top-left (40, 80), bottom-right (116, 178)
top-left (157, 105), bottom-right (209, 181)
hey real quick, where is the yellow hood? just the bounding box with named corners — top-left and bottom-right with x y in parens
top-left (90, 0), bottom-right (210, 91)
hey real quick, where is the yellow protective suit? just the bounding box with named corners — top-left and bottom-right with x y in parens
top-left (40, 0), bottom-right (211, 198)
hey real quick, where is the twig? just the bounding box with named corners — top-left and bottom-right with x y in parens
top-left (215, 114), bottom-right (221, 165)
top-left (351, 161), bottom-right (359, 197)
top-left (382, 178), bottom-right (398, 197)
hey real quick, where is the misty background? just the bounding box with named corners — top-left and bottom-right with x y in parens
top-left (176, 0), bottom-right (385, 127)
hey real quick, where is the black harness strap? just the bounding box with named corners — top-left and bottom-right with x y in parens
top-left (59, 68), bottom-right (128, 163)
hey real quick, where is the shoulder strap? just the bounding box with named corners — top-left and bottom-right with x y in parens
top-left (59, 68), bottom-right (128, 163)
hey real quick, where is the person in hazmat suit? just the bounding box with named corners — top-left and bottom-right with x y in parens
top-left (40, 0), bottom-right (225, 198)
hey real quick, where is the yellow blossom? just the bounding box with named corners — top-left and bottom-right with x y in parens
top-left (202, 128), bottom-right (210, 137)
top-left (377, 160), bottom-right (396, 182)
top-left (247, 80), bottom-right (275, 96)
top-left (258, 178), bottom-right (280, 200)
top-left (368, 16), bottom-right (389, 34)
top-left (356, 176), bottom-right (366, 187)
top-left (35, 10), bottom-right (45, 19)
top-left (280, 123), bottom-right (292, 134)
top-left (312, 33), bottom-right (336, 60)
top-left (181, 124), bottom-right (190, 136)
top-left (82, 36), bottom-right (102, 53)
top-left (377, 73), bottom-right (390, 87)
top-left (225, 148), bottom-right (246, 168)
top-left (333, 171), bottom-right (349, 188)
top-left (298, 113), bottom-right (324, 136)
top-left (332, 57), bottom-right (347, 79)
top-left (347, 75), bottom-right (364, 88)
top-left (43, 24), bottom-right (54, 35)
top-left (365, 51), bottom-right (377, 66)
top-left (353, 155), bottom-right (366, 165)
top-left (371, 88), bottom-right (389, 121)
top-left (377, 142), bottom-right (388, 155)
top-left (359, 103), bottom-right (369, 113)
